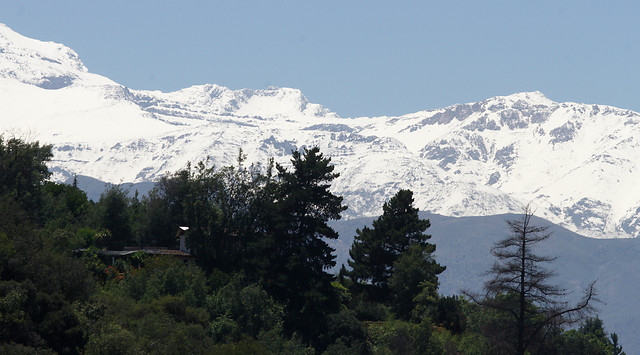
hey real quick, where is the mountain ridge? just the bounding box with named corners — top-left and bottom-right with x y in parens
top-left (2, 23), bottom-right (640, 239)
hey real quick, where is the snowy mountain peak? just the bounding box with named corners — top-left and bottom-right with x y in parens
top-left (0, 23), bottom-right (87, 89)
top-left (129, 83), bottom-right (338, 121)
top-left (2, 23), bottom-right (640, 240)
top-left (494, 91), bottom-right (551, 105)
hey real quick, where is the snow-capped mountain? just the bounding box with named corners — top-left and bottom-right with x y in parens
top-left (2, 23), bottom-right (640, 239)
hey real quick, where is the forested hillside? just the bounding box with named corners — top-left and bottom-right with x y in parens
top-left (0, 136), bottom-right (625, 354)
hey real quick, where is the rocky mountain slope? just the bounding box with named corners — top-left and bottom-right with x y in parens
top-left (2, 23), bottom-right (640, 239)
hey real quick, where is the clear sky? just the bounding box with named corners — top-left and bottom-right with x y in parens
top-left (1, 1), bottom-right (638, 117)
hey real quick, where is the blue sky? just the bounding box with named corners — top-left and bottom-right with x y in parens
top-left (1, 1), bottom-right (638, 117)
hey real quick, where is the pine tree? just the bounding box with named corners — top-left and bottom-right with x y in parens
top-left (262, 147), bottom-right (346, 343)
top-left (348, 189), bottom-right (444, 305)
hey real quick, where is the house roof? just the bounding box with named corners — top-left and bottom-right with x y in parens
top-left (80, 248), bottom-right (193, 258)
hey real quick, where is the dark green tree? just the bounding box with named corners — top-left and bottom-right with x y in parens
top-left (320, 309), bottom-right (369, 354)
top-left (41, 182), bottom-right (90, 233)
top-left (270, 147), bottom-right (346, 271)
top-left (429, 295), bottom-right (467, 334)
top-left (0, 136), bottom-right (52, 216)
top-left (202, 153), bottom-right (273, 274)
top-left (348, 189), bottom-right (443, 305)
top-left (0, 136), bottom-right (97, 353)
top-left (143, 152), bottom-right (271, 274)
top-left (389, 244), bottom-right (443, 320)
top-left (207, 274), bottom-right (284, 341)
top-left (549, 317), bottom-right (624, 355)
top-left (95, 185), bottom-right (134, 250)
top-left (261, 147), bottom-right (346, 344)
top-left (139, 167), bottom-right (191, 248)
top-left (611, 332), bottom-right (625, 355)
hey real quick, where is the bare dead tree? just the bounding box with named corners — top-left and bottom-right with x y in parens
top-left (465, 205), bottom-right (596, 355)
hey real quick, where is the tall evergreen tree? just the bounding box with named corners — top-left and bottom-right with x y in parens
top-left (348, 189), bottom-right (444, 304)
top-left (262, 147), bottom-right (347, 343)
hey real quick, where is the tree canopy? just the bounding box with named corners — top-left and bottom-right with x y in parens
top-left (348, 189), bottom-right (444, 306)
top-left (0, 135), bottom-right (52, 217)
top-left (0, 136), bottom-right (623, 354)
top-left (261, 147), bottom-right (347, 344)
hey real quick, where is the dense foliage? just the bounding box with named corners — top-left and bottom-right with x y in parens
top-left (0, 136), bottom-right (625, 354)
top-left (348, 189), bottom-right (445, 317)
